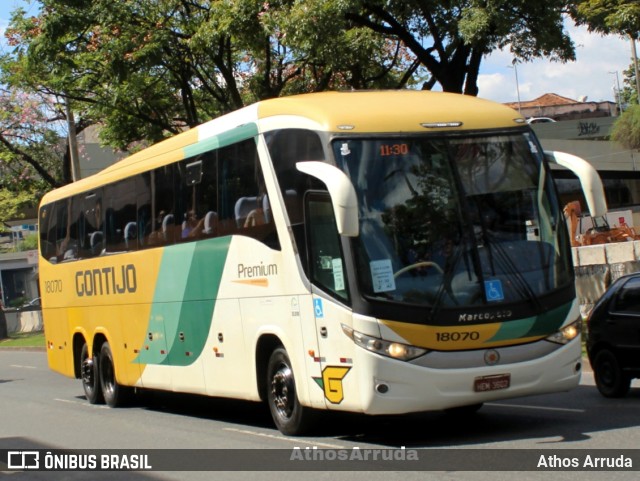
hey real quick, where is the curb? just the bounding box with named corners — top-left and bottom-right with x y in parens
top-left (0, 346), bottom-right (46, 352)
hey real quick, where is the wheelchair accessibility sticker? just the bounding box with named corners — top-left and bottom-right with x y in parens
top-left (314, 298), bottom-right (324, 318)
top-left (484, 280), bottom-right (504, 302)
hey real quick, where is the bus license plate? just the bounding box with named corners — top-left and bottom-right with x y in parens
top-left (474, 374), bottom-right (510, 392)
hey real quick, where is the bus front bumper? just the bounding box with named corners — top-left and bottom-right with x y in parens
top-left (351, 337), bottom-right (582, 415)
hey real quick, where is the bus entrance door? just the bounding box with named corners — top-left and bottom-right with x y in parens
top-left (311, 295), bottom-right (358, 410)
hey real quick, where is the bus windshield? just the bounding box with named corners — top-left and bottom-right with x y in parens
top-left (333, 132), bottom-right (573, 309)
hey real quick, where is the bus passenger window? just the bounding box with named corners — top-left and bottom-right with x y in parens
top-left (39, 203), bottom-right (57, 262)
top-left (105, 179), bottom-right (137, 252)
top-left (82, 193), bottom-right (104, 258)
top-left (56, 198), bottom-right (79, 261)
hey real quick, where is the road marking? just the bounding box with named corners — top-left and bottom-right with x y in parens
top-left (487, 402), bottom-right (585, 413)
top-left (223, 427), bottom-right (345, 448)
top-left (54, 398), bottom-right (108, 409)
top-left (10, 364), bottom-right (37, 369)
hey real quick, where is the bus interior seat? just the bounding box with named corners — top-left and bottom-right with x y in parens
top-left (89, 231), bottom-right (103, 254)
top-left (124, 222), bottom-right (137, 249)
top-left (234, 196), bottom-right (259, 227)
top-left (203, 211), bottom-right (218, 235)
top-left (262, 196), bottom-right (271, 223)
top-left (162, 214), bottom-right (174, 241)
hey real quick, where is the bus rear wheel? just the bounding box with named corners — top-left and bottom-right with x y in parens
top-left (81, 342), bottom-right (103, 404)
top-left (98, 341), bottom-right (132, 407)
top-left (266, 347), bottom-right (314, 435)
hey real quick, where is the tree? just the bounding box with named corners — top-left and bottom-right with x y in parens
top-left (275, 0), bottom-right (577, 96)
top-left (572, 0), bottom-right (640, 36)
top-left (0, 86), bottom-right (72, 218)
top-left (0, 87), bottom-right (66, 189)
top-left (4, 0), bottom-right (581, 155)
top-left (621, 61), bottom-right (639, 106)
top-left (572, 0), bottom-right (640, 103)
top-left (3, 0), bottom-right (410, 151)
top-left (611, 104), bottom-right (640, 150)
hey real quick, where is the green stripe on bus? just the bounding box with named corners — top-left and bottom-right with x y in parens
top-left (184, 123), bottom-right (259, 158)
top-left (135, 237), bottom-right (231, 366)
top-left (487, 302), bottom-right (572, 343)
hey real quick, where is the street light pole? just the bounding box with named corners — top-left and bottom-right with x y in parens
top-left (508, 60), bottom-right (522, 115)
top-left (609, 71), bottom-right (623, 115)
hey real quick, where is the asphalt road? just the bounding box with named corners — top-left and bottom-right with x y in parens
top-left (1, 349), bottom-right (640, 481)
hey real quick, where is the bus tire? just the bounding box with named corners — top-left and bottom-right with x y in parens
top-left (266, 347), bottom-right (314, 435)
top-left (98, 341), bottom-right (131, 407)
top-left (593, 349), bottom-right (630, 398)
top-left (81, 342), bottom-right (104, 404)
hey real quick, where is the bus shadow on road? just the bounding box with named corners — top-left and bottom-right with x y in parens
top-left (111, 384), bottom-right (640, 447)
top-left (326, 385), bottom-right (640, 447)
top-left (124, 388), bottom-right (275, 431)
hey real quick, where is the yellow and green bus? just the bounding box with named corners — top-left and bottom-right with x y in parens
top-left (39, 90), bottom-right (586, 435)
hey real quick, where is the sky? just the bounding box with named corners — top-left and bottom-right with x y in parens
top-left (0, 1), bottom-right (633, 105)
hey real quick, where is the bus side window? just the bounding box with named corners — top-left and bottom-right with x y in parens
top-left (105, 178), bottom-right (137, 252)
top-left (216, 139), bottom-right (279, 249)
top-left (148, 165), bottom-right (175, 246)
top-left (39, 203), bottom-right (57, 263)
top-left (136, 172), bottom-right (153, 248)
top-left (265, 129), bottom-right (326, 257)
top-left (80, 192), bottom-right (103, 258)
top-left (56, 197), bottom-right (80, 262)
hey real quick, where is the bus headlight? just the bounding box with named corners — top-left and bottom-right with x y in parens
top-left (342, 325), bottom-right (428, 361)
top-left (545, 319), bottom-right (582, 345)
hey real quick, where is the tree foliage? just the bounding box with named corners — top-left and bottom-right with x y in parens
top-left (277, 0), bottom-right (576, 96)
top-left (0, 87), bottom-right (66, 188)
top-left (3, 0), bottom-right (415, 150)
top-left (0, 85), bottom-right (68, 220)
top-left (572, 0), bottom-right (640, 37)
top-left (621, 62), bottom-right (638, 106)
top-left (0, 188), bottom-right (38, 226)
top-left (611, 104), bottom-right (640, 150)
top-left (2, 0), bottom-right (581, 153)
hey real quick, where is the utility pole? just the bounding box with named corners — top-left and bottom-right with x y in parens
top-left (631, 34), bottom-right (640, 105)
top-left (65, 96), bottom-right (81, 182)
top-left (609, 71), bottom-right (623, 115)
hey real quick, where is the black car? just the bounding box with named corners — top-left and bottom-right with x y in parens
top-left (587, 273), bottom-right (640, 397)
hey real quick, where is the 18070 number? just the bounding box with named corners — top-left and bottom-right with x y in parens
top-left (44, 279), bottom-right (63, 293)
top-left (436, 331), bottom-right (480, 342)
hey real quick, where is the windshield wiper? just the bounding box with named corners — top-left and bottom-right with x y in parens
top-left (484, 231), bottom-right (543, 311)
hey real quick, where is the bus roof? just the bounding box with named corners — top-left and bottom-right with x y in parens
top-left (41, 90), bottom-right (525, 204)
top-left (257, 90), bottom-right (524, 132)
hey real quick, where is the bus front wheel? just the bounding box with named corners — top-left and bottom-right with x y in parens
top-left (266, 347), bottom-right (314, 435)
top-left (81, 343), bottom-right (104, 404)
top-left (98, 341), bottom-right (131, 407)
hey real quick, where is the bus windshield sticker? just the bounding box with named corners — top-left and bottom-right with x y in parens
top-left (332, 258), bottom-right (345, 291)
top-left (484, 280), bottom-right (505, 302)
top-left (370, 259), bottom-right (396, 293)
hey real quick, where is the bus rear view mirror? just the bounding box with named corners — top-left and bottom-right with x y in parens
top-left (296, 161), bottom-right (359, 237)
top-left (544, 150), bottom-right (607, 218)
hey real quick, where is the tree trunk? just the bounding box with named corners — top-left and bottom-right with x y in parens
top-left (0, 308), bottom-right (8, 340)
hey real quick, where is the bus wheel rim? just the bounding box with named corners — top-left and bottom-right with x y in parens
top-left (271, 364), bottom-right (294, 419)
